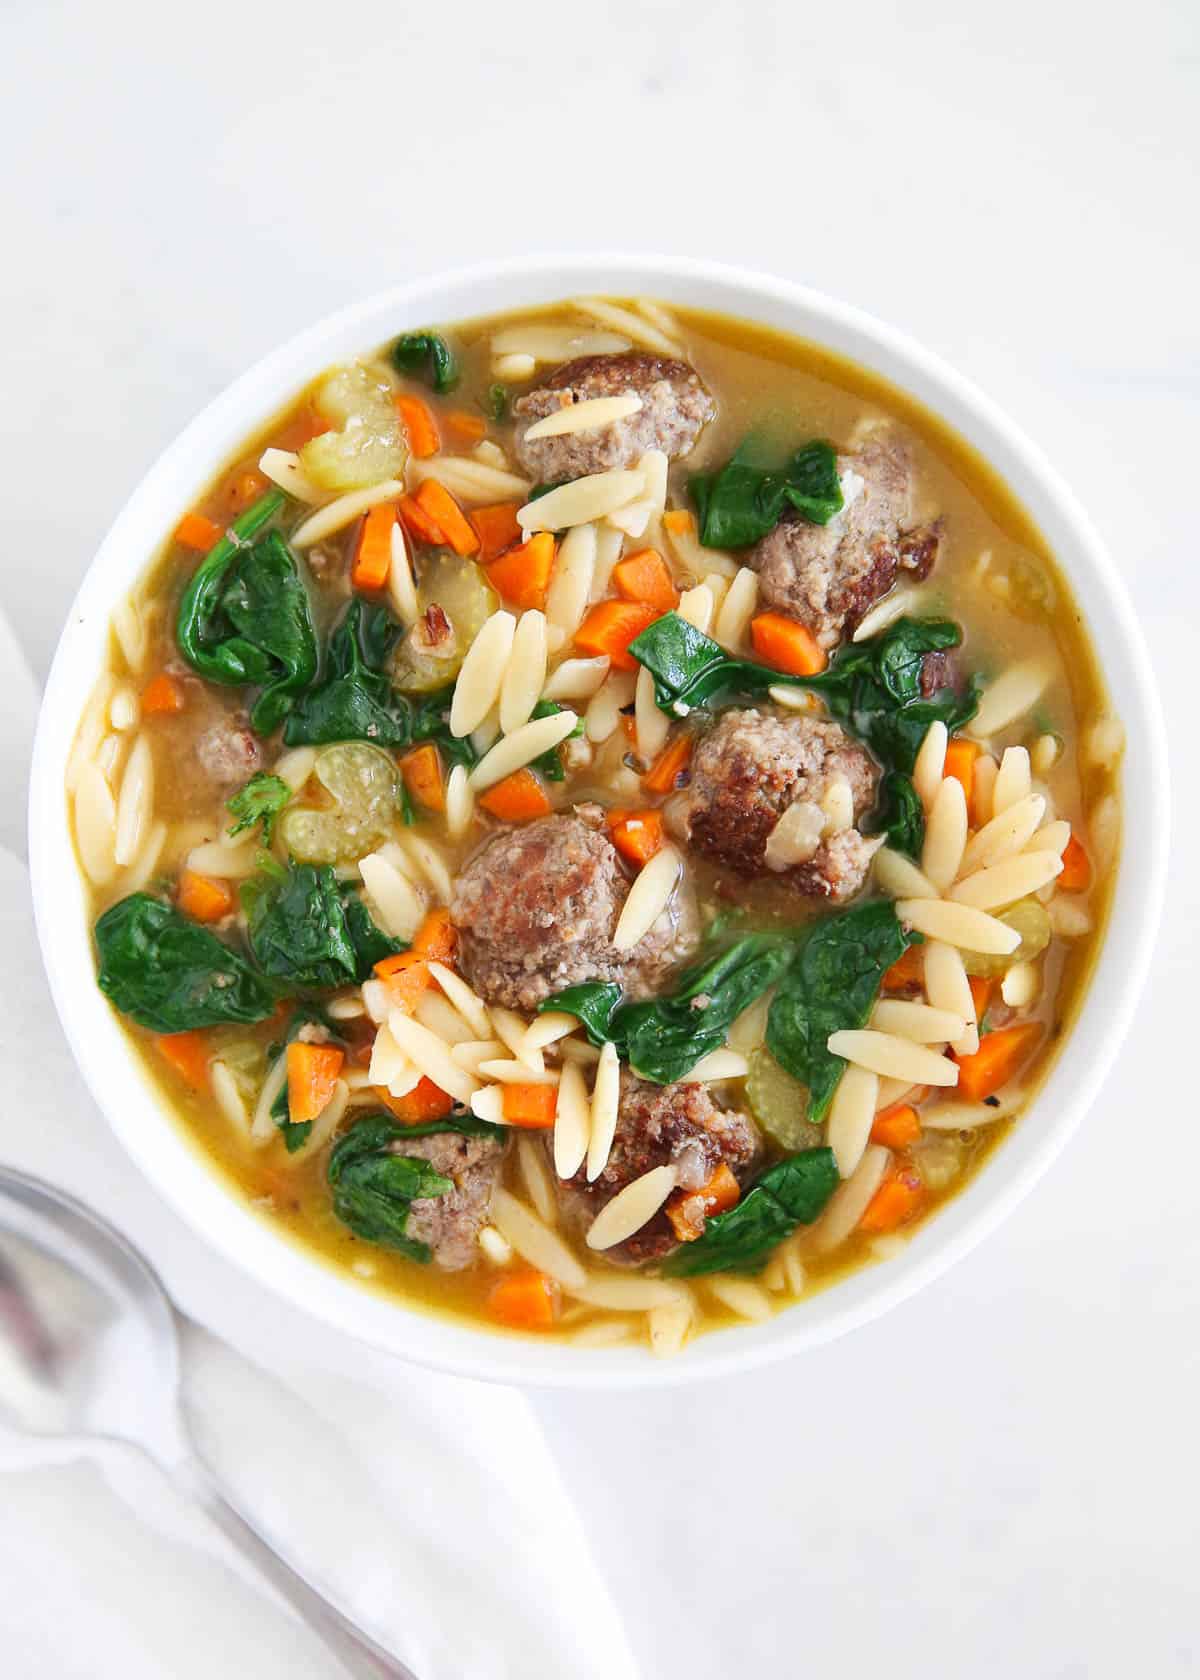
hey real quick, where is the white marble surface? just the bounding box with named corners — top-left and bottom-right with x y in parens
top-left (4, 0), bottom-right (1199, 1673)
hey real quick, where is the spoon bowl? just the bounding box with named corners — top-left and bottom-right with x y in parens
top-left (0, 1169), bottom-right (184, 1461)
top-left (0, 1164), bottom-right (412, 1678)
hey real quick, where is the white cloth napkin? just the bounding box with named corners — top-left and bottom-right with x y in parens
top-left (0, 612), bottom-right (638, 1680)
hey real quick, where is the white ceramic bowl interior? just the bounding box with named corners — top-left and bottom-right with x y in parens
top-left (28, 256), bottom-right (1169, 1388)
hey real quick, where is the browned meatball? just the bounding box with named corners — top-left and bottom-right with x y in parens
top-left (450, 814), bottom-right (698, 1012)
top-left (513, 352), bottom-right (714, 481)
top-left (398, 1129), bottom-right (507, 1271)
top-left (561, 1072), bottom-right (759, 1264)
top-left (680, 708), bottom-right (882, 902)
top-left (195, 719), bottom-right (263, 786)
top-left (751, 429), bottom-right (940, 649)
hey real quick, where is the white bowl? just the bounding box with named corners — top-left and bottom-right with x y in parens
top-left (28, 256), bottom-right (1168, 1388)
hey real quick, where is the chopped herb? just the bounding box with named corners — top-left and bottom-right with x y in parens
top-left (227, 773), bottom-right (292, 844)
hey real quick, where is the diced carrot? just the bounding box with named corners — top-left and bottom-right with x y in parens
top-left (412, 908), bottom-right (457, 965)
top-left (881, 945), bottom-right (925, 993)
top-left (665, 1162), bottom-right (741, 1243)
top-left (374, 951), bottom-right (431, 1012)
top-left (968, 975), bottom-right (994, 1022)
top-left (141, 673), bottom-right (186, 715)
top-left (398, 742), bottom-right (445, 812)
top-left (858, 1170), bottom-right (925, 1234)
top-left (228, 471), bottom-right (270, 513)
top-left (443, 409), bottom-right (487, 445)
top-left (952, 1021), bottom-right (1043, 1102)
top-left (502, 1083), bottom-right (558, 1129)
top-left (156, 1030), bottom-right (211, 1090)
top-left (642, 731), bottom-right (694, 795)
top-left (286, 1041), bottom-right (345, 1125)
top-left (750, 611), bottom-right (828, 676)
top-left (943, 738), bottom-right (980, 805)
top-left (1059, 834), bottom-right (1091, 892)
top-left (606, 808), bottom-right (664, 867)
top-left (174, 512), bottom-right (222, 552)
top-left (699, 1162), bottom-right (741, 1215)
top-left (488, 1267), bottom-right (560, 1331)
top-left (870, 1102), bottom-right (922, 1149)
top-left (376, 1076), bottom-right (454, 1125)
top-left (478, 769), bottom-right (552, 822)
top-left (470, 502), bottom-right (523, 565)
top-left (395, 394), bottom-right (441, 459)
top-left (662, 508), bottom-right (695, 536)
top-left (486, 531), bottom-right (556, 610)
top-left (414, 480), bottom-right (480, 557)
top-left (177, 870), bottom-right (236, 923)
top-left (397, 493), bottom-right (446, 548)
top-left (575, 600), bottom-right (660, 671)
top-left (351, 503), bottom-right (396, 592)
top-left (612, 548), bottom-right (679, 614)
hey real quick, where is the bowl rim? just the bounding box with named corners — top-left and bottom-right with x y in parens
top-left (28, 254), bottom-right (1169, 1389)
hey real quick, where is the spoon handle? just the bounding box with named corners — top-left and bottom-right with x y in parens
top-left (176, 1455), bottom-right (417, 1679)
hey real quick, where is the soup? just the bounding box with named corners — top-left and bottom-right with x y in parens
top-left (67, 297), bottom-right (1122, 1356)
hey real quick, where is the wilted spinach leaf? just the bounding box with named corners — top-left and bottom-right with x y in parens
top-left (529, 699), bottom-right (585, 782)
top-left (245, 862), bottom-right (358, 989)
top-left (630, 613), bottom-right (979, 779)
top-left (227, 773), bottom-right (292, 843)
top-left (690, 438), bottom-right (843, 548)
top-left (340, 887), bottom-right (407, 977)
top-left (328, 1114), bottom-right (504, 1258)
top-left (870, 768), bottom-right (925, 859)
top-left (95, 894), bottom-right (276, 1033)
top-left (663, 1149), bottom-right (839, 1276)
top-left (767, 901), bottom-right (919, 1123)
top-left (391, 332), bottom-right (459, 394)
top-left (176, 492), bottom-right (320, 734)
top-left (618, 934), bottom-right (797, 1084)
top-left (282, 599), bottom-right (411, 747)
top-left (537, 983), bottom-right (624, 1046)
top-left (282, 600), bottom-right (477, 768)
top-left (540, 933), bottom-right (796, 1085)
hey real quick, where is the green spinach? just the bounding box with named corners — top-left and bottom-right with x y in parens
top-left (328, 1114), bottom-right (504, 1258)
top-left (244, 862), bottom-right (403, 989)
top-left (487, 384), bottom-right (509, 421)
top-left (282, 599), bottom-right (411, 747)
top-left (176, 492), bottom-right (320, 734)
top-left (391, 332), bottom-right (459, 394)
top-left (871, 768), bottom-right (926, 858)
top-left (282, 600), bottom-right (477, 768)
top-left (341, 888), bottom-right (407, 975)
top-left (663, 1149), bottom-right (840, 1276)
top-left (540, 932), bottom-right (796, 1085)
top-left (246, 863), bottom-right (357, 989)
top-left (690, 438), bottom-right (843, 549)
top-left (529, 699), bottom-right (585, 782)
top-left (628, 612), bottom-right (977, 857)
top-left (227, 773), bottom-right (292, 843)
top-left (766, 901), bottom-right (919, 1123)
top-left (95, 894), bottom-right (276, 1033)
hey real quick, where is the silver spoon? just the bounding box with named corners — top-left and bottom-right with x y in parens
top-left (0, 1165), bottom-right (416, 1679)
